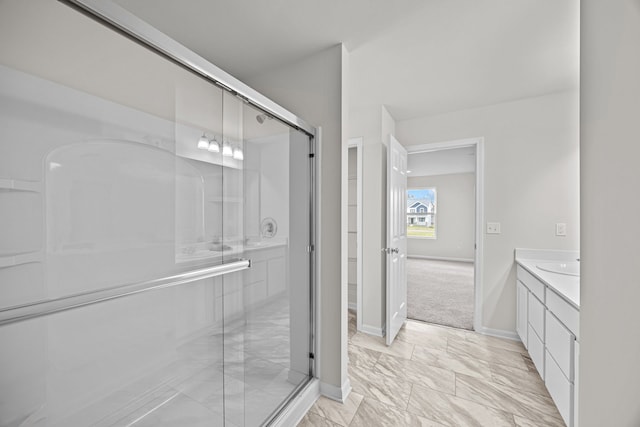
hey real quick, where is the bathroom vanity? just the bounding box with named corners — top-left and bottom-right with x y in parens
top-left (515, 249), bottom-right (580, 427)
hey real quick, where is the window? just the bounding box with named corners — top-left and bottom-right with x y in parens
top-left (407, 188), bottom-right (436, 238)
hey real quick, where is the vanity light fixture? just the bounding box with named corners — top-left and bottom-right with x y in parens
top-left (222, 140), bottom-right (233, 157)
top-left (197, 133), bottom-right (209, 149)
top-left (233, 146), bottom-right (244, 160)
top-left (207, 136), bottom-right (220, 153)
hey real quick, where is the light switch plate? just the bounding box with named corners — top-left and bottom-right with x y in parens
top-left (487, 222), bottom-right (501, 234)
top-left (556, 223), bottom-right (567, 236)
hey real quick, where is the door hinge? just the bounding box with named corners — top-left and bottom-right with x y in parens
top-left (309, 153), bottom-right (315, 158)
top-left (309, 352), bottom-right (315, 359)
top-left (307, 245), bottom-right (315, 253)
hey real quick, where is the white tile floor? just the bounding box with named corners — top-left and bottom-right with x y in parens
top-left (298, 312), bottom-right (565, 427)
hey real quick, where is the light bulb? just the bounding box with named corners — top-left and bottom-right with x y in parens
top-left (233, 147), bottom-right (244, 160)
top-left (197, 133), bottom-right (209, 149)
top-left (222, 140), bottom-right (233, 157)
top-left (208, 138), bottom-right (220, 153)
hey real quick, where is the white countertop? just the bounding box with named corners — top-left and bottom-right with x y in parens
top-left (176, 238), bottom-right (288, 264)
top-left (515, 248), bottom-right (580, 309)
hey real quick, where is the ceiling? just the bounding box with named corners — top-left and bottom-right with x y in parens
top-left (114, 0), bottom-right (579, 122)
top-left (407, 146), bottom-right (476, 177)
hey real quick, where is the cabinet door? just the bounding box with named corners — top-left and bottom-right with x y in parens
top-left (574, 341), bottom-right (579, 427)
top-left (516, 281), bottom-right (528, 348)
top-left (528, 324), bottom-right (545, 377)
top-left (545, 310), bottom-right (575, 381)
top-left (545, 350), bottom-right (573, 427)
top-left (528, 292), bottom-right (545, 341)
top-left (267, 256), bottom-right (286, 296)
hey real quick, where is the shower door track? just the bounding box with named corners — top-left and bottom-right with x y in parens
top-left (0, 259), bottom-right (250, 327)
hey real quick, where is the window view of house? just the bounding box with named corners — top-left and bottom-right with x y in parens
top-left (407, 188), bottom-right (436, 238)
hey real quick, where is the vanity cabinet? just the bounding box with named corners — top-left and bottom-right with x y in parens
top-left (243, 245), bottom-right (286, 308)
top-left (516, 265), bottom-right (579, 427)
top-left (516, 281), bottom-right (528, 349)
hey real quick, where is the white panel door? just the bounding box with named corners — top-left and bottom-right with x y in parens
top-left (385, 135), bottom-right (408, 345)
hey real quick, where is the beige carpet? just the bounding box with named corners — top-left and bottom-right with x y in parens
top-left (407, 258), bottom-right (474, 330)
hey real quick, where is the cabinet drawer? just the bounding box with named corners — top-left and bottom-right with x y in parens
top-left (244, 260), bottom-right (266, 284)
top-left (527, 324), bottom-right (544, 378)
top-left (545, 310), bottom-right (575, 381)
top-left (517, 265), bottom-right (545, 302)
top-left (547, 289), bottom-right (580, 339)
top-left (528, 293), bottom-right (545, 340)
top-left (545, 350), bottom-right (573, 427)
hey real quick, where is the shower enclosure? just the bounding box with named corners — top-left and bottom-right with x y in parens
top-left (0, 1), bottom-right (315, 426)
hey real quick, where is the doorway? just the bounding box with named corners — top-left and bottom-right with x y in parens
top-left (405, 138), bottom-right (484, 331)
top-left (347, 138), bottom-right (363, 334)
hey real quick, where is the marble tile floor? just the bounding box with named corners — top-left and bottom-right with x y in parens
top-left (298, 311), bottom-right (565, 427)
top-left (56, 297), bottom-right (307, 427)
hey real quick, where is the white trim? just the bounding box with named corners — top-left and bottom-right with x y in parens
top-left (406, 138), bottom-right (483, 154)
top-left (360, 323), bottom-right (385, 337)
top-left (408, 255), bottom-right (474, 263)
top-left (406, 137), bottom-right (485, 332)
top-left (271, 379), bottom-right (320, 427)
top-left (320, 378), bottom-right (352, 403)
top-left (477, 326), bottom-right (521, 342)
top-left (315, 127), bottom-right (322, 381)
top-left (474, 139), bottom-right (485, 332)
top-left (348, 137), bottom-right (364, 332)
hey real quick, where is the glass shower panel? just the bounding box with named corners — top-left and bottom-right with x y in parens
top-left (0, 1), bottom-right (313, 426)
top-left (220, 104), bottom-right (312, 426)
top-left (0, 277), bottom-right (226, 426)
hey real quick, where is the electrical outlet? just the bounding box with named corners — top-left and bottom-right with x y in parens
top-left (556, 223), bottom-right (567, 236)
top-left (487, 222), bottom-right (501, 234)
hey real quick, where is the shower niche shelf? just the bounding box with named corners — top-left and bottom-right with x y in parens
top-left (0, 178), bottom-right (42, 193)
top-left (0, 251), bottom-right (43, 269)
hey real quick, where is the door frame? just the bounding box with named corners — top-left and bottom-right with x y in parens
top-left (347, 137), bottom-right (364, 331)
top-left (405, 137), bottom-right (485, 331)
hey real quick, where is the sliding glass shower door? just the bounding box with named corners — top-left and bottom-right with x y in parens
top-left (0, 1), bottom-right (314, 426)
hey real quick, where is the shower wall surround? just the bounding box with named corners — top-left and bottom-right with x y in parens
top-left (0, 1), bottom-right (314, 426)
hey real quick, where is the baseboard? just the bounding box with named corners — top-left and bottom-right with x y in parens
top-left (408, 255), bottom-right (474, 263)
top-left (348, 302), bottom-right (357, 311)
top-left (359, 323), bottom-right (384, 337)
top-left (320, 378), bottom-right (352, 403)
top-left (271, 378), bottom-right (320, 427)
top-left (477, 326), bottom-right (520, 341)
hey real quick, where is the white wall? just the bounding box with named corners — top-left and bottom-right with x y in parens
top-left (580, 0), bottom-right (640, 425)
top-left (407, 173), bottom-right (475, 261)
top-left (349, 105), bottom-right (395, 334)
top-left (246, 45), bottom-right (349, 394)
top-left (397, 91), bottom-right (579, 333)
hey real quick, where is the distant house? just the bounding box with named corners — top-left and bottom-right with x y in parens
top-left (407, 199), bottom-right (435, 227)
